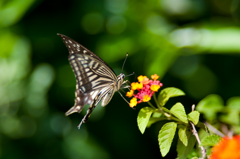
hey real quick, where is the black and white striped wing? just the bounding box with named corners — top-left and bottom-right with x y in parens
top-left (58, 34), bottom-right (117, 116)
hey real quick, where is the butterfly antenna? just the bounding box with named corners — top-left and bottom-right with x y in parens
top-left (118, 91), bottom-right (130, 105)
top-left (121, 53), bottom-right (128, 73)
top-left (125, 72), bottom-right (135, 77)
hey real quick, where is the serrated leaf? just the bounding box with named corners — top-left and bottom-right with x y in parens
top-left (188, 111), bottom-right (200, 125)
top-left (137, 107), bottom-right (154, 134)
top-left (226, 97), bottom-right (240, 111)
top-left (177, 132), bottom-right (196, 159)
top-left (158, 87), bottom-right (185, 107)
top-left (201, 135), bottom-right (221, 146)
top-left (158, 122), bottom-right (177, 157)
top-left (178, 125), bottom-right (188, 146)
top-left (196, 94), bottom-right (224, 121)
top-left (170, 103), bottom-right (188, 124)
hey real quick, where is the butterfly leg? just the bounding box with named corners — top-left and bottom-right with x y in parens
top-left (77, 104), bottom-right (96, 129)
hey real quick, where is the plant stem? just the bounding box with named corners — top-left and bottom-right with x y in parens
top-left (148, 101), bottom-right (156, 109)
top-left (190, 104), bottom-right (206, 159)
top-left (153, 94), bottom-right (161, 108)
top-left (190, 122), bottom-right (206, 159)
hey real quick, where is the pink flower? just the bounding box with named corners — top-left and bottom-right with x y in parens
top-left (126, 74), bottom-right (163, 107)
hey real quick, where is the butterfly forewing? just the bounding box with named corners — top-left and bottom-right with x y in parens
top-left (58, 33), bottom-right (126, 128)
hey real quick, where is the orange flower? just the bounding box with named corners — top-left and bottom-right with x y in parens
top-left (142, 95), bottom-right (151, 102)
top-left (138, 75), bottom-right (149, 85)
top-left (210, 135), bottom-right (240, 159)
top-left (126, 90), bottom-right (134, 97)
top-left (129, 97), bottom-right (137, 107)
top-left (151, 74), bottom-right (159, 80)
top-left (151, 85), bottom-right (160, 92)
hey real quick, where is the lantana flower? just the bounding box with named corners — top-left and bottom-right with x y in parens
top-left (209, 135), bottom-right (240, 159)
top-left (126, 74), bottom-right (163, 108)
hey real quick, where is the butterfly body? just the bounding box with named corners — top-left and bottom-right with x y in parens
top-left (58, 34), bottom-right (126, 129)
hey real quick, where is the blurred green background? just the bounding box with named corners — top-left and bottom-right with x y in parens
top-left (1, 0), bottom-right (240, 158)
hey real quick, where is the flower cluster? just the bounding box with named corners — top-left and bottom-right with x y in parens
top-left (210, 135), bottom-right (240, 159)
top-left (126, 74), bottom-right (163, 107)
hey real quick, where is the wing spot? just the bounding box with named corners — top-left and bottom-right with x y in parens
top-left (76, 106), bottom-right (81, 110)
top-left (83, 50), bottom-right (87, 53)
top-left (73, 44), bottom-right (76, 47)
top-left (68, 45), bottom-right (71, 48)
top-left (81, 87), bottom-right (86, 92)
top-left (69, 40), bottom-right (72, 43)
top-left (70, 55), bottom-right (75, 59)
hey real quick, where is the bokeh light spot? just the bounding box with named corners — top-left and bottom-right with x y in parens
top-left (81, 13), bottom-right (104, 35)
top-left (105, 0), bottom-right (128, 14)
top-left (106, 16), bottom-right (126, 34)
top-left (160, 0), bottom-right (192, 15)
top-left (184, 65), bottom-right (218, 99)
top-left (146, 14), bottom-right (172, 35)
top-left (50, 113), bottom-right (71, 136)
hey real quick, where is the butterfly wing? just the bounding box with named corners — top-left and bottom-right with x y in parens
top-left (58, 34), bottom-right (118, 116)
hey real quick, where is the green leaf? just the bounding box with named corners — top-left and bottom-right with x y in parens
top-left (188, 111), bottom-right (200, 125)
top-left (177, 132), bottom-right (196, 159)
top-left (191, 157), bottom-right (199, 159)
top-left (196, 94), bottom-right (224, 121)
top-left (220, 109), bottom-right (239, 125)
top-left (226, 97), bottom-right (240, 111)
top-left (137, 107), bottom-right (154, 134)
top-left (147, 112), bottom-right (163, 127)
top-left (170, 102), bottom-right (188, 124)
top-left (201, 135), bottom-right (221, 146)
top-left (158, 87), bottom-right (185, 107)
top-left (158, 122), bottom-right (177, 157)
top-left (152, 112), bottom-right (162, 118)
top-left (178, 125), bottom-right (188, 146)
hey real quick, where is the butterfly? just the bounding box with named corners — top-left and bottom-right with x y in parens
top-left (58, 33), bottom-right (128, 129)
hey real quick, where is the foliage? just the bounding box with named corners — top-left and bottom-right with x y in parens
top-left (136, 86), bottom-right (201, 157)
top-left (1, 0), bottom-right (240, 158)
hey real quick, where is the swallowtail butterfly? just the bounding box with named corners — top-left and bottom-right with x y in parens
top-left (58, 34), bottom-right (127, 129)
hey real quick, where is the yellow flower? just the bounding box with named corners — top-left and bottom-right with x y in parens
top-left (137, 75), bottom-right (147, 82)
top-left (126, 90), bottom-right (134, 97)
top-left (151, 74), bottom-right (159, 80)
top-left (138, 82), bottom-right (143, 89)
top-left (138, 75), bottom-right (149, 85)
top-left (142, 95), bottom-right (151, 102)
top-left (131, 82), bottom-right (143, 90)
top-left (151, 85), bottom-right (160, 92)
top-left (129, 97), bottom-right (137, 107)
top-left (131, 82), bottom-right (139, 90)
top-left (210, 135), bottom-right (240, 159)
